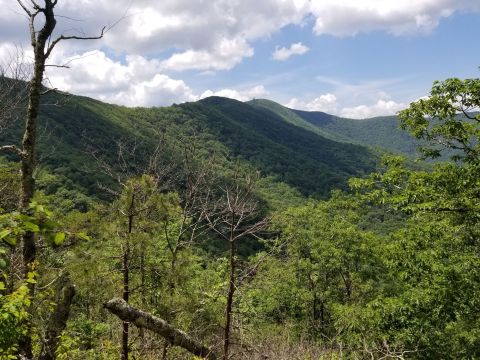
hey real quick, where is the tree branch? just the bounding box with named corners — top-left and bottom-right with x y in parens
top-left (0, 145), bottom-right (23, 157)
top-left (104, 298), bottom-right (217, 359)
top-left (45, 26), bottom-right (105, 59)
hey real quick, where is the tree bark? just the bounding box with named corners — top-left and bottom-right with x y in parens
top-left (122, 239), bottom-right (130, 360)
top-left (122, 212), bottom-right (134, 360)
top-left (17, 3), bottom-right (57, 356)
top-left (223, 240), bottom-right (236, 360)
top-left (38, 273), bottom-right (76, 360)
top-left (104, 298), bottom-right (217, 359)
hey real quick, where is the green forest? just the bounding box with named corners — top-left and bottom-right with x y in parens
top-left (1, 2), bottom-right (480, 360)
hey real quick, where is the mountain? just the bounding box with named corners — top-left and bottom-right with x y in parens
top-left (0, 93), bottom-right (418, 207)
top-left (248, 99), bottom-right (419, 156)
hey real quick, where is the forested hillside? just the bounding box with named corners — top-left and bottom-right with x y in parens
top-left (249, 99), bottom-right (420, 156)
top-left (0, 92), bottom-right (382, 204)
top-left (2, 2), bottom-right (480, 360)
top-left (1, 8), bottom-right (480, 357)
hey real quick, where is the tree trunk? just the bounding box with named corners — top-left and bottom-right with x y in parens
top-left (122, 213), bottom-right (133, 360)
top-left (105, 298), bottom-right (217, 359)
top-left (223, 240), bottom-right (236, 360)
top-left (38, 273), bottom-right (76, 360)
top-left (18, 4), bottom-right (57, 356)
top-left (122, 239), bottom-right (130, 360)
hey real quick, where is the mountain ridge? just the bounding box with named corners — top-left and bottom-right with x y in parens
top-left (0, 91), bottom-right (418, 207)
top-left (248, 98), bottom-right (420, 156)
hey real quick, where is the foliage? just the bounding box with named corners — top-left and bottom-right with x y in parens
top-left (2, 73), bottom-right (480, 359)
top-left (398, 77), bottom-right (480, 162)
top-left (1, 93), bottom-right (381, 203)
top-left (340, 77), bottom-right (480, 357)
top-left (249, 99), bottom-right (420, 157)
top-left (0, 273), bottom-right (34, 359)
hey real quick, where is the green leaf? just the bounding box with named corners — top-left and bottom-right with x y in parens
top-left (0, 229), bottom-right (15, 246)
top-left (23, 222), bottom-right (40, 232)
top-left (0, 229), bottom-right (11, 239)
top-left (76, 232), bottom-right (91, 241)
top-left (53, 232), bottom-right (66, 246)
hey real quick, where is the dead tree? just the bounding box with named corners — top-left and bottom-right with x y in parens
top-left (163, 142), bottom-right (215, 291)
top-left (201, 170), bottom-right (269, 360)
top-left (0, 1), bottom-right (105, 357)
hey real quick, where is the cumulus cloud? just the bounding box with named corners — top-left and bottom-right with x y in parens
top-left (45, 50), bottom-right (267, 106)
top-left (340, 99), bottom-right (406, 118)
top-left (109, 74), bottom-right (197, 107)
top-left (2, 0), bottom-right (480, 76)
top-left (0, 0), bottom-right (310, 72)
top-left (200, 85), bottom-right (268, 102)
top-left (161, 38), bottom-right (254, 71)
top-left (286, 92), bottom-right (405, 118)
top-left (286, 93), bottom-right (338, 113)
top-left (272, 42), bottom-right (309, 61)
top-left (2, 0), bottom-right (480, 108)
top-left (309, 0), bottom-right (480, 37)
top-left (46, 51), bottom-right (196, 106)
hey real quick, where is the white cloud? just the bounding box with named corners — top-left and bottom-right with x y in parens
top-left (340, 99), bottom-right (406, 118)
top-left (46, 51), bottom-right (196, 106)
top-left (286, 93), bottom-right (338, 113)
top-left (272, 42), bottom-right (309, 61)
top-left (0, 0), bottom-right (311, 72)
top-left (2, 0), bottom-right (480, 108)
top-left (309, 0), bottom-right (480, 37)
top-left (200, 85), bottom-right (268, 102)
top-left (161, 38), bottom-right (254, 71)
top-left (109, 74), bottom-right (197, 107)
top-left (286, 92), bottom-right (405, 118)
top-left (1, 0), bottom-right (479, 76)
top-left (45, 50), bottom-right (267, 106)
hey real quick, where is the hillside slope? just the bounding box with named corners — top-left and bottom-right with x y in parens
top-left (248, 99), bottom-right (419, 156)
top-left (0, 94), bottom-right (382, 202)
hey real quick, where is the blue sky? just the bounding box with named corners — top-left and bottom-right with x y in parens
top-left (1, 0), bottom-right (480, 118)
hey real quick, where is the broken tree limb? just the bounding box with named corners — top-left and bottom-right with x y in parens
top-left (104, 298), bottom-right (217, 360)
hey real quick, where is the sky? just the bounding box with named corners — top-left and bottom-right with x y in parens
top-left (1, 0), bottom-right (480, 118)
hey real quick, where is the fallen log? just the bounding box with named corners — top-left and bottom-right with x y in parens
top-left (104, 298), bottom-right (217, 359)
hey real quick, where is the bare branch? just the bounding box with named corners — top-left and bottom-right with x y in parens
top-left (16, 0), bottom-right (32, 16)
top-left (45, 26), bottom-right (106, 59)
top-left (0, 145), bottom-right (23, 157)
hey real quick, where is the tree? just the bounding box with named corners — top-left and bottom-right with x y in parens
top-left (241, 190), bottom-right (384, 354)
top-left (114, 175), bottom-right (164, 360)
top-left (0, 1), bottom-right (104, 356)
top-left (345, 76), bottom-right (480, 357)
top-left (202, 170), bottom-right (269, 360)
top-left (399, 77), bottom-right (480, 164)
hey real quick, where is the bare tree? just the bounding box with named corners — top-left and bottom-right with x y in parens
top-left (201, 170), bottom-right (269, 360)
top-left (163, 142), bottom-right (216, 290)
top-left (0, 1), bottom-right (105, 357)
